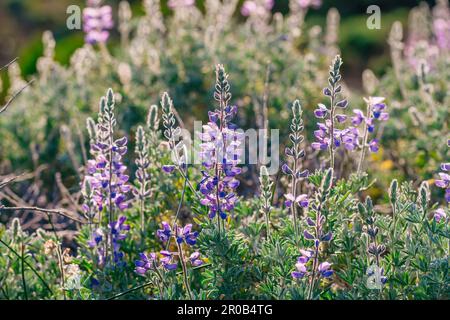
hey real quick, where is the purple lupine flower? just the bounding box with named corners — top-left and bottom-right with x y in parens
top-left (351, 96), bottom-right (390, 175)
top-left (87, 228), bottom-right (106, 267)
top-left (198, 65), bottom-right (243, 221)
top-left (351, 109), bottom-right (365, 126)
top-left (83, 0), bottom-right (113, 44)
top-left (135, 252), bottom-right (158, 275)
top-left (433, 208), bottom-right (447, 223)
top-left (162, 165), bottom-right (176, 173)
top-left (175, 224), bottom-right (199, 246)
top-left (83, 137), bottom-right (131, 212)
top-left (168, 0), bottom-right (195, 9)
top-left (110, 216), bottom-right (130, 265)
top-left (436, 172), bottom-right (450, 203)
top-left (314, 104), bottom-right (328, 118)
top-left (318, 262), bottom-right (333, 278)
top-left (312, 121), bottom-right (338, 151)
top-left (436, 138), bottom-right (450, 203)
top-left (87, 228), bottom-right (104, 248)
top-left (372, 102), bottom-right (388, 120)
top-left (284, 194), bottom-right (309, 208)
top-left (160, 251), bottom-right (178, 270)
top-left (157, 221), bottom-right (172, 242)
top-left (292, 260), bottom-right (308, 279)
top-left (369, 139), bottom-right (379, 153)
top-left (312, 56), bottom-right (350, 169)
top-left (189, 252), bottom-right (204, 267)
top-left (336, 114), bottom-right (347, 123)
top-left (82, 90), bottom-right (131, 218)
top-left (87, 216), bottom-right (129, 267)
top-left (340, 127), bottom-right (359, 151)
top-left (367, 267), bottom-right (388, 284)
top-left (293, 169), bottom-right (334, 287)
top-left (291, 250), bottom-right (332, 279)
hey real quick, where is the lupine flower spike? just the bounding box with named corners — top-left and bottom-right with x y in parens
top-left (83, 0), bottom-right (113, 45)
top-left (198, 65), bottom-right (243, 233)
top-left (312, 55), bottom-right (347, 173)
top-left (356, 96), bottom-right (389, 175)
top-left (82, 88), bottom-right (131, 264)
top-left (153, 222), bottom-right (202, 299)
top-left (292, 168), bottom-right (334, 299)
top-left (259, 166), bottom-right (274, 237)
top-left (161, 92), bottom-right (198, 198)
top-left (133, 126), bottom-right (152, 233)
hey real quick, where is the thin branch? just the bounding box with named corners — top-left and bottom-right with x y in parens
top-left (0, 239), bottom-right (53, 295)
top-left (0, 173), bottom-right (26, 190)
top-left (0, 206), bottom-right (88, 224)
top-left (107, 263), bottom-right (210, 300)
top-left (107, 280), bottom-right (154, 300)
top-left (0, 57), bottom-right (18, 72)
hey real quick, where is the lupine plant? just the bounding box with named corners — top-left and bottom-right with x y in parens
top-left (369, 0), bottom-right (450, 189)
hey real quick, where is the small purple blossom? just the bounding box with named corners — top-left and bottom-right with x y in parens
top-left (318, 262), bottom-right (334, 278)
top-left (160, 251), bottom-right (178, 270)
top-left (189, 252), bottom-right (204, 267)
top-left (351, 109), bottom-right (365, 126)
top-left (314, 104), bottom-right (328, 118)
top-left (198, 65), bottom-right (242, 221)
top-left (291, 249), bottom-right (333, 280)
top-left (82, 90), bottom-right (131, 217)
top-left (134, 250), bottom-right (181, 274)
top-left (157, 221), bottom-right (172, 242)
top-left (88, 216), bottom-right (129, 267)
top-left (162, 165), bottom-right (176, 174)
top-left (436, 140), bottom-right (450, 203)
top-left (176, 224), bottom-right (199, 246)
top-left (157, 222), bottom-right (200, 247)
top-left (284, 193), bottom-right (309, 208)
top-left (110, 216), bottom-right (130, 265)
top-left (369, 139), bottom-right (379, 153)
top-left (436, 173), bottom-right (450, 202)
top-left (135, 252), bottom-right (157, 275)
top-left (433, 208), bottom-right (447, 223)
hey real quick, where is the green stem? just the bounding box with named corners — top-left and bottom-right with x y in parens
top-left (0, 239), bottom-right (53, 295)
top-left (177, 242), bottom-right (193, 299)
top-left (21, 244), bottom-right (28, 300)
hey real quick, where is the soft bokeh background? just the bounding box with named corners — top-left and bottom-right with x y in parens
top-left (0, 0), bottom-right (432, 92)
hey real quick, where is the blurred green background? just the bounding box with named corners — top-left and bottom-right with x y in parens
top-left (0, 0), bottom-right (431, 89)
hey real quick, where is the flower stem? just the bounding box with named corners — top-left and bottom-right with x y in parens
top-left (177, 242), bottom-right (193, 300)
top-left (329, 88), bottom-right (336, 172)
top-left (20, 244), bottom-right (28, 300)
top-left (291, 159), bottom-right (299, 241)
